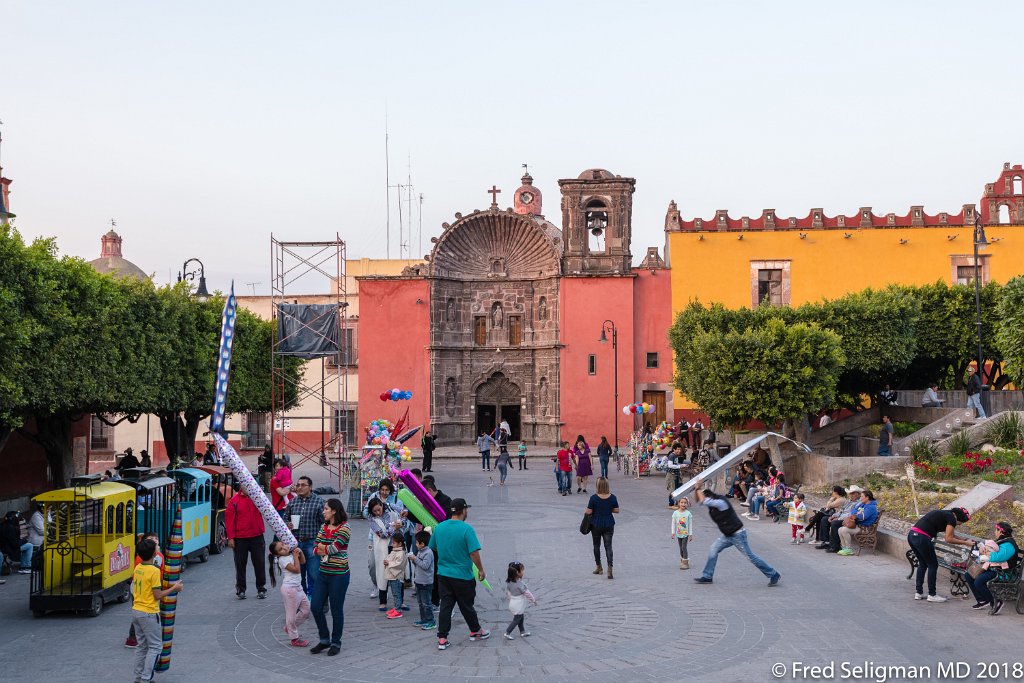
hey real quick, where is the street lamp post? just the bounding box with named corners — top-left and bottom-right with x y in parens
top-left (599, 320), bottom-right (619, 456)
top-left (178, 258), bottom-right (211, 302)
top-left (973, 215), bottom-right (988, 390)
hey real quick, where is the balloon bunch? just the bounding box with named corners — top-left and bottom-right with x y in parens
top-left (622, 402), bottom-right (656, 415)
top-left (380, 388), bottom-right (413, 401)
top-left (367, 418), bottom-right (394, 446)
top-left (654, 420), bottom-right (674, 449)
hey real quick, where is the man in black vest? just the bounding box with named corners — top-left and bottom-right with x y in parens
top-left (692, 477), bottom-right (780, 586)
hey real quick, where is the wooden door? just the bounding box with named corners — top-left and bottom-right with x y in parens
top-left (642, 390), bottom-right (666, 428)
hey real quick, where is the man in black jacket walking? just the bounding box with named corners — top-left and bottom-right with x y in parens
top-left (691, 477), bottom-right (780, 586)
top-left (421, 431), bottom-right (437, 473)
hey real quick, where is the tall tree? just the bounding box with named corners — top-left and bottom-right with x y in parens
top-left (995, 275), bottom-right (1024, 386)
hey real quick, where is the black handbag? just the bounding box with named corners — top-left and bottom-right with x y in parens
top-left (579, 513), bottom-right (592, 535)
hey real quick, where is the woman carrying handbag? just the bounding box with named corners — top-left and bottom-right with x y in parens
top-left (584, 478), bottom-right (619, 578)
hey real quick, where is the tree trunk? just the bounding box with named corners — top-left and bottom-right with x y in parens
top-left (158, 413), bottom-right (186, 469)
top-left (24, 414), bottom-right (75, 489)
top-left (0, 425), bottom-right (11, 457)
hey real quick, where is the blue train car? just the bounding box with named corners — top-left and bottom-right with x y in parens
top-left (119, 468), bottom-right (176, 551)
top-left (168, 468), bottom-right (213, 564)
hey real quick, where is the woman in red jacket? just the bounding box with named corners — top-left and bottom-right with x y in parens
top-left (226, 487), bottom-right (268, 599)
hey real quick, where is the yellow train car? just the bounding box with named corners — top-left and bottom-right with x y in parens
top-left (30, 474), bottom-right (136, 617)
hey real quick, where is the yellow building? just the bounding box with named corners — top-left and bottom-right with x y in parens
top-left (665, 162), bottom-right (1024, 407)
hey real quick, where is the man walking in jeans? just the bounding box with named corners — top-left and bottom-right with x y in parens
top-left (429, 498), bottom-right (489, 649)
top-left (692, 477), bottom-right (780, 587)
top-left (966, 365), bottom-right (987, 419)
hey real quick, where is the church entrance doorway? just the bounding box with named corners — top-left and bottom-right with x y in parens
top-left (475, 372), bottom-right (522, 440)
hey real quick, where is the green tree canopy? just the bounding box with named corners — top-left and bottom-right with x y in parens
top-left (995, 275), bottom-right (1024, 385)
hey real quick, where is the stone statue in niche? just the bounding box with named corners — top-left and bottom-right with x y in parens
top-left (492, 302), bottom-right (503, 328)
top-left (445, 378), bottom-right (457, 417)
top-left (537, 296), bottom-right (547, 321)
top-left (446, 298), bottom-right (456, 323)
top-left (539, 377), bottom-right (549, 417)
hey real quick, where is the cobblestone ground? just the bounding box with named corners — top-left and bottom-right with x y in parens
top-left (1, 459), bottom-right (1021, 682)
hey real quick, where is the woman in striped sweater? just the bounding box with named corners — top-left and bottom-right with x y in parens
top-left (309, 499), bottom-right (351, 656)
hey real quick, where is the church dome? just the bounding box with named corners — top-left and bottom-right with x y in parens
top-left (430, 209), bottom-right (561, 280)
top-left (577, 168), bottom-right (616, 180)
top-left (89, 229), bottom-right (148, 280)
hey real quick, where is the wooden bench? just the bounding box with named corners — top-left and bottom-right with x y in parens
top-left (980, 551), bottom-right (1024, 615)
top-left (905, 536), bottom-right (978, 597)
top-left (854, 510), bottom-right (883, 555)
top-left (770, 485), bottom-right (801, 523)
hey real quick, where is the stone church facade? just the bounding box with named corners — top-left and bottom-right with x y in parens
top-left (357, 168), bottom-right (674, 447)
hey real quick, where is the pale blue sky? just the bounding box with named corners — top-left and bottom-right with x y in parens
top-left (3, 1), bottom-right (1022, 293)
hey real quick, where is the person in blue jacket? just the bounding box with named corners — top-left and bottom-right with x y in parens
top-left (835, 490), bottom-right (879, 556)
top-left (968, 521), bottom-right (1019, 614)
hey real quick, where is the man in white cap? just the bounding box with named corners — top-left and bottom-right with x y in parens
top-left (816, 486), bottom-right (863, 552)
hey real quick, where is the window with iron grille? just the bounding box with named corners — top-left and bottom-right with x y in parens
top-left (333, 408), bottom-right (357, 448)
top-left (757, 269), bottom-right (783, 306)
top-left (243, 412), bottom-right (270, 449)
top-left (90, 415), bottom-right (112, 451)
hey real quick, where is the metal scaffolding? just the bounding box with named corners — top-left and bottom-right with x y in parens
top-left (270, 235), bottom-right (350, 489)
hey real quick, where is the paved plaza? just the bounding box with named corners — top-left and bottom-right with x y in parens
top-left (1, 458), bottom-right (1021, 683)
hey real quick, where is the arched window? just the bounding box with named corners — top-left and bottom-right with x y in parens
top-left (115, 502), bottom-right (125, 534)
top-left (586, 199), bottom-right (608, 253)
top-left (106, 505), bottom-right (115, 535)
top-left (997, 204), bottom-right (1011, 225)
top-left (1013, 175), bottom-right (1023, 196)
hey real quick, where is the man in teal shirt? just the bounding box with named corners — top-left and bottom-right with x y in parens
top-left (428, 498), bottom-right (489, 649)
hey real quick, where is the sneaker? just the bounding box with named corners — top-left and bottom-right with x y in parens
top-left (748, 515), bottom-right (760, 521)
top-left (926, 594), bottom-right (948, 603)
top-left (914, 593), bottom-right (924, 600)
top-left (378, 605), bottom-right (389, 612)
top-left (768, 573), bottom-right (781, 587)
top-left (741, 512), bottom-right (751, 518)
top-left (790, 538), bottom-right (798, 545)
top-left (693, 576), bottom-right (713, 584)
top-left (290, 638), bottom-right (309, 647)
top-left (437, 638), bottom-right (450, 650)
top-left (503, 633), bottom-right (515, 640)
top-left (837, 549), bottom-right (855, 556)
top-left (401, 604), bottom-right (410, 611)
top-left (740, 502), bottom-right (749, 507)
top-left (371, 590), bottom-right (378, 598)
top-left (327, 646), bottom-right (340, 656)
top-left (124, 636), bottom-right (138, 648)
top-left (17, 568), bottom-right (31, 575)
top-left (257, 590), bottom-right (267, 599)
top-left (520, 631), bottom-right (530, 637)
top-left (992, 600), bottom-right (1005, 615)
top-left (236, 590), bottom-right (246, 600)
top-left (421, 622), bottom-right (437, 630)
top-left (971, 601), bottom-right (991, 610)
top-left (412, 620), bottom-right (425, 626)
top-left (386, 609), bottom-right (403, 619)
top-left (310, 643), bottom-right (330, 654)
top-left (469, 630), bottom-right (491, 641)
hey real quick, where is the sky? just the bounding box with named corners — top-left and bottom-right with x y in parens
top-left (3, 1), bottom-right (1023, 295)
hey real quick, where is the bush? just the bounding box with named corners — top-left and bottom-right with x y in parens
top-left (910, 439), bottom-right (940, 463)
top-left (894, 421), bottom-right (925, 438)
top-left (945, 429), bottom-right (973, 458)
top-left (985, 412), bottom-right (1024, 450)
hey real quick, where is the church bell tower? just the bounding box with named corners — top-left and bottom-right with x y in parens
top-left (558, 169), bottom-right (636, 274)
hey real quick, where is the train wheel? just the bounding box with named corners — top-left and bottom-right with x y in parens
top-left (32, 609), bottom-right (46, 618)
top-left (210, 515), bottom-right (227, 555)
top-left (199, 547), bottom-right (210, 563)
top-left (88, 595), bottom-right (103, 617)
top-left (116, 582), bottom-right (130, 603)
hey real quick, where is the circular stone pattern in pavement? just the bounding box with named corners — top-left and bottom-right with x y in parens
top-left (222, 579), bottom-right (778, 681)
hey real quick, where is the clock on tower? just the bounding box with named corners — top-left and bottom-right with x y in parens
top-left (513, 171), bottom-right (542, 216)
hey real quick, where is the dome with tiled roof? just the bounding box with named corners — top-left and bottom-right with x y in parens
top-left (89, 230), bottom-right (148, 280)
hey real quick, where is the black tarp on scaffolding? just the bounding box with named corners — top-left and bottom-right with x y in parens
top-left (276, 303), bottom-right (339, 359)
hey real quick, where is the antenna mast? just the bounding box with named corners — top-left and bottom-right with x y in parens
top-left (418, 192), bottom-right (424, 258)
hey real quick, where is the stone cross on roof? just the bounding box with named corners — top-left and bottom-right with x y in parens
top-left (488, 185), bottom-right (501, 209)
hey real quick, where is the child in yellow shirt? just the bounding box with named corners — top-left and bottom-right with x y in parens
top-left (131, 537), bottom-right (182, 683)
